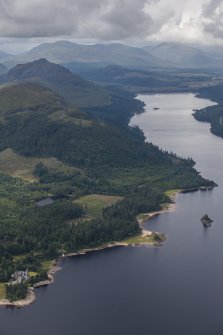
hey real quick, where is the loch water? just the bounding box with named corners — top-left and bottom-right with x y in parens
top-left (1, 93), bottom-right (223, 335)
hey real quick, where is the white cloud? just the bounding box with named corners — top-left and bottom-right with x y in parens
top-left (142, 0), bottom-right (210, 43)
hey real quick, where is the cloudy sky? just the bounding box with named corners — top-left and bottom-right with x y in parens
top-left (0, 0), bottom-right (223, 53)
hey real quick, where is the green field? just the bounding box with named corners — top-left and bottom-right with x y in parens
top-left (124, 232), bottom-right (166, 245)
top-left (41, 260), bottom-right (54, 272)
top-left (0, 148), bottom-right (80, 181)
top-left (75, 194), bottom-right (123, 218)
top-left (164, 189), bottom-right (181, 197)
top-left (0, 283), bottom-right (6, 300)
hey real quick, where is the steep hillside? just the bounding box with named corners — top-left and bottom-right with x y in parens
top-left (0, 82), bottom-right (66, 111)
top-left (0, 83), bottom-right (173, 172)
top-left (0, 81), bottom-right (213, 190)
top-left (0, 59), bottom-right (110, 108)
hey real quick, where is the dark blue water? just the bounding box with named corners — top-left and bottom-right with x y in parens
top-left (1, 93), bottom-right (222, 335)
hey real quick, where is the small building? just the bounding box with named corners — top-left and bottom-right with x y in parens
top-left (11, 270), bottom-right (29, 283)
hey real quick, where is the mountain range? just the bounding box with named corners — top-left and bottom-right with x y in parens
top-left (3, 41), bottom-right (223, 71)
top-left (2, 41), bottom-right (174, 69)
top-left (144, 43), bottom-right (223, 68)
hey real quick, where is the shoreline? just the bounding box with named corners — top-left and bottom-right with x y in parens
top-left (0, 243), bottom-right (130, 308)
top-left (0, 187), bottom-right (210, 308)
top-left (0, 198), bottom-right (175, 308)
top-left (138, 202), bottom-right (177, 236)
top-left (33, 263), bottom-right (62, 288)
top-left (64, 242), bottom-right (129, 258)
top-left (0, 263), bottom-right (62, 308)
top-left (0, 287), bottom-right (35, 308)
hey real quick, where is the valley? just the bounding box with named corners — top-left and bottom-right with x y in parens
top-left (0, 56), bottom-right (217, 305)
top-left (2, 1), bottom-right (223, 333)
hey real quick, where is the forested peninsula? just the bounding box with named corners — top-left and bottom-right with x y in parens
top-left (0, 60), bottom-right (215, 305)
top-left (194, 85), bottom-right (223, 138)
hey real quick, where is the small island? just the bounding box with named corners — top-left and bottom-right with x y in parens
top-left (201, 214), bottom-right (213, 227)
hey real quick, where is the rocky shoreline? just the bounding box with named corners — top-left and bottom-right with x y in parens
top-left (0, 287), bottom-right (35, 308)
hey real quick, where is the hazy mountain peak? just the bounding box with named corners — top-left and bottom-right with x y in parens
top-left (0, 50), bottom-right (12, 62)
top-left (4, 58), bottom-right (75, 81)
top-left (4, 40), bottom-right (174, 69)
top-left (144, 42), bottom-right (221, 68)
top-left (0, 63), bottom-right (7, 75)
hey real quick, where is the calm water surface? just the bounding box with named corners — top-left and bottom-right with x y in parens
top-left (1, 93), bottom-right (223, 335)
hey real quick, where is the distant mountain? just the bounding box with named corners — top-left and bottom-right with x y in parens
top-left (4, 40), bottom-right (174, 69)
top-left (62, 61), bottom-right (107, 77)
top-left (196, 45), bottom-right (223, 60)
top-left (4, 41), bottom-right (223, 70)
top-left (144, 43), bottom-right (223, 68)
top-left (63, 63), bottom-right (218, 94)
top-left (77, 64), bottom-right (179, 89)
top-left (0, 50), bottom-right (12, 62)
top-left (0, 63), bottom-right (7, 75)
top-left (0, 59), bottom-right (110, 108)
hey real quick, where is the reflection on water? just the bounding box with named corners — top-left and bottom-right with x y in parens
top-left (131, 93), bottom-right (219, 181)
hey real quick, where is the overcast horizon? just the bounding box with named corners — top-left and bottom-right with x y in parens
top-left (0, 0), bottom-right (223, 53)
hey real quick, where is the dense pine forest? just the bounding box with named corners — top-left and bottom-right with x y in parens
top-left (194, 85), bottom-right (223, 138)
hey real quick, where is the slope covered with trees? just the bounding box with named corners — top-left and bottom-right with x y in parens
top-left (0, 63), bottom-right (215, 301)
top-left (194, 85), bottom-right (223, 138)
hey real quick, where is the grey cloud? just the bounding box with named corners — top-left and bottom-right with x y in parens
top-left (0, 0), bottom-right (169, 40)
top-left (202, 0), bottom-right (223, 39)
top-left (97, 0), bottom-right (154, 39)
top-left (1, 0), bottom-right (223, 46)
top-left (202, 0), bottom-right (222, 16)
top-left (0, 0), bottom-right (79, 37)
